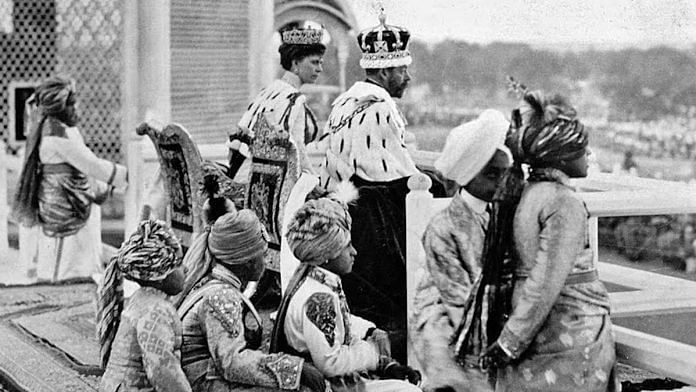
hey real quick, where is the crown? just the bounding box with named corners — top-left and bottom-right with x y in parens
top-left (356, 8), bottom-right (412, 69)
top-left (281, 28), bottom-right (324, 45)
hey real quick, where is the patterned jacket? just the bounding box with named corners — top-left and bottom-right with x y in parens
top-left (99, 287), bottom-right (191, 392)
top-left (317, 81), bottom-right (418, 189)
top-left (494, 170), bottom-right (615, 391)
top-left (411, 190), bottom-right (489, 333)
top-left (409, 190), bottom-right (493, 391)
top-left (281, 266), bottom-right (379, 377)
top-left (178, 266), bottom-right (304, 391)
top-left (498, 173), bottom-right (611, 358)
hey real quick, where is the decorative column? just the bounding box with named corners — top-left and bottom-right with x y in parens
top-left (122, 0), bottom-right (171, 235)
top-left (248, 0), bottom-right (275, 98)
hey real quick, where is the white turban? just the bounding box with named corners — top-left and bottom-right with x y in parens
top-left (435, 109), bottom-right (511, 186)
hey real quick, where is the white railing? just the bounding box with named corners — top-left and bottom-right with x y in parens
top-left (575, 174), bottom-right (696, 385)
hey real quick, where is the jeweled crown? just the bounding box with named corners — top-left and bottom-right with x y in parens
top-left (357, 8), bottom-right (412, 69)
top-left (281, 28), bottom-right (324, 45)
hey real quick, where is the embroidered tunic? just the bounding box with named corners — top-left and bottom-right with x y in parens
top-left (275, 265), bottom-right (421, 392)
top-left (410, 190), bottom-right (492, 391)
top-left (99, 287), bottom-right (192, 392)
top-left (317, 81), bottom-right (418, 189)
top-left (233, 71), bottom-right (319, 175)
top-left (495, 171), bottom-right (615, 391)
top-left (28, 119), bottom-right (127, 282)
top-left (178, 266), bottom-right (304, 392)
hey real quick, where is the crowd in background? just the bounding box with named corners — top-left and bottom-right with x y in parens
top-left (596, 117), bottom-right (696, 160)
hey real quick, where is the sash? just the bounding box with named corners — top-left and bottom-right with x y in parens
top-left (271, 265), bottom-right (366, 392)
top-left (270, 263), bottom-right (312, 356)
top-left (38, 163), bottom-right (92, 237)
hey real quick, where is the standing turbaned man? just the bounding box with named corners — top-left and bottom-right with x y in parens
top-left (228, 25), bottom-right (326, 179)
top-left (315, 9), bottom-right (418, 363)
top-left (410, 110), bottom-right (511, 392)
top-left (480, 91), bottom-right (617, 391)
top-left (13, 76), bottom-right (128, 283)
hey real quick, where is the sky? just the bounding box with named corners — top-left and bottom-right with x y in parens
top-left (348, 0), bottom-right (696, 49)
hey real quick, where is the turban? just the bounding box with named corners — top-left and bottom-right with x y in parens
top-left (286, 197), bottom-right (352, 264)
top-left (208, 209), bottom-right (268, 265)
top-left (507, 90), bottom-right (588, 167)
top-left (435, 109), bottom-right (511, 186)
top-left (12, 76), bottom-right (76, 226)
top-left (97, 220), bottom-right (182, 369)
top-left (34, 76), bottom-right (76, 116)
top-left (116, 219), bottom-right (183, 281)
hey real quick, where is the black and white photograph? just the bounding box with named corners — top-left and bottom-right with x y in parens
top-left (1, 0), bottom-right (695, 391)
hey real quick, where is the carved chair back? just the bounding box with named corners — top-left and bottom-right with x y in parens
top-left (244, 114), bottom-right (301, 272)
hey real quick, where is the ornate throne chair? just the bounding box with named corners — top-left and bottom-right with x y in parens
top-left (136, 122), bottom-right (206, 248)
top-left (137, 122), bottom-right (245, 248)
top-left (244, 113), bottom-right (301, 273)
top-left (137, 115), bottom-right (298, 278)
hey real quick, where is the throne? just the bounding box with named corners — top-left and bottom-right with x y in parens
top-left (243, 114), bottom-right (301, 272)
top-left (136, 122), bottom-right (245, 249)
top-left (137, 114), bottom-right (300, 274)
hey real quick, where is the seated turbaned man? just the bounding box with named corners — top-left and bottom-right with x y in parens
top-left (173, 201), bottom-right (326, 392)
top-left (271, 185), bottom-right (422, 392)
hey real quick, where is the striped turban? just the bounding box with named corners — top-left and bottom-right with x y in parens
top-left (35, 76), bottom-right (76, 116)
top-left (286, 197), bottom-right (352, 264)
top-left (506, 90), bottom-right (588, 167)
top-left (97, 220), bottom-right (182, 369)
top-left (209, 209), bottom-right (268, 265)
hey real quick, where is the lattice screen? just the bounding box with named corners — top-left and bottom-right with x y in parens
top-left (0, 0), bottom-right (123, 162)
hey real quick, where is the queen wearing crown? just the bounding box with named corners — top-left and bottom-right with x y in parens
top-left (228, 25), bottom-right (326, 179)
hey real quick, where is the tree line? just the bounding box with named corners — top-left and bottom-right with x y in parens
top-left (338, 39), bottom-right (696, 122)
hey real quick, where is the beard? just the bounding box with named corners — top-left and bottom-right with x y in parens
top-left (387, 78), bottom-right (408, 98)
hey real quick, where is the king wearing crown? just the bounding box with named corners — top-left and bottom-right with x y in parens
top-left (311, 8), bottom-right (423, 365)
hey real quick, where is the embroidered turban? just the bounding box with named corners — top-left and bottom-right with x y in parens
top-left (435, 109), bottom-right (511, 186)
top-left (286, 197), bottom-right (352, 264)
top-left (35, 76), bottom-right (76, 116)
top-left (208, 209), bottom-right (268, 265)
top-left (116, 219), bottom-right (183, 282)
top-left (507, 90), bottom-right (588, 167)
